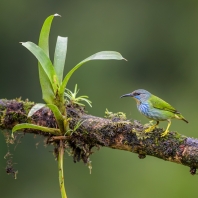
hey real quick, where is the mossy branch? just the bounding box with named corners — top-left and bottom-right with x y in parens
top-left (0, 99), bottom-right (198, 175)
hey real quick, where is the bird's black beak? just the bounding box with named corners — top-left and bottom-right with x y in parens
top-left (120, 93), bottom-right (133, 98)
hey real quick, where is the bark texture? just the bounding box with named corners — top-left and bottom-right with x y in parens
top-left (0, 99), bottom-right (197, 175)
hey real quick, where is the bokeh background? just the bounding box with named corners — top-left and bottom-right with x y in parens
top-left (1, 1), bottom-right (198, 198)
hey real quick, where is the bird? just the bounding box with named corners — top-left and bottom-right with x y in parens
top-left (120, 89), bottom-right (188, 137)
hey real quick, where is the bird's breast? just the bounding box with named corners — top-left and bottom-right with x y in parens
top-left (137, 103), bottom-right (150, 117)
top-left (137, 102), bottom-right (174, 121)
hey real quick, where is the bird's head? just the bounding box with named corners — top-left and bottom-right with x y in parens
top-left (120, 89), bottom-right (151, 103)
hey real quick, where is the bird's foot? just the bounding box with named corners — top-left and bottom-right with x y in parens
top-left (144, 125), bottom-right (156, 133)
top-left (161, 130), bottom-right (169, 137)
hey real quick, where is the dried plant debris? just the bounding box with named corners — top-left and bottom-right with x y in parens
top-left (4, 152), bottom-right (18, 179)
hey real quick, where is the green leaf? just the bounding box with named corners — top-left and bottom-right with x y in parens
top-left (38, 14), bottom-right (60, 103)
top-left (65, 84), bottom-right (92, 107)
top-left (54, 36), bottom-right (68, 84)
top-left (28, 103), bottom-right (65, 133)
top-left (39, 14), bottom-right (61, 57)
top-left (21, 42), bottom-right (59, 93)
top-left (12, 123), bottom-right (61, 136)
top-left (28, 103), bottom-right (45, 117)
top-left (59, 51), bottom-right (126, 95)
top-left (46, 104), bottom-right (65, 133)
top-left (38, 67), bottom-right (55, 104)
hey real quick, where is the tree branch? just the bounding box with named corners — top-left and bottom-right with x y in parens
top-left (0, 99), bottom-right (197, 175)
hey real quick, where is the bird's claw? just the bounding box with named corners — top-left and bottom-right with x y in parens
top-left (161, 130), bottom-right (169, 137)
top-left (144, 125), bottom-right (156, 133)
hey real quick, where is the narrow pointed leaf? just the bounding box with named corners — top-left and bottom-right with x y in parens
top-left (54, 36), bottom-right (68, 84)
top-left (38, 14), bottom-right (60, 103)
top-left (38, 67), bottom-right (55, 103)
top-left (28, 103), bottom-right (45, 117)
top-left (12, 123), bottom-right (61, 135)
top-left (46, 104), bottom-right (65, 133)
top-left (39, 13), bottom-right (60, 57)
top-left (83, 51), bottom-right (126, 62)
top-left (59, 51), bottom-right (126, 95)
top-left (21, 42), bottom-right (59, 93)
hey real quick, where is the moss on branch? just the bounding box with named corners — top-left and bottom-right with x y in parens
top-left (0, 99), bottom-right (198, 175)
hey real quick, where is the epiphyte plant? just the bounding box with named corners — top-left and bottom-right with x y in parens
top-left (12, 13), bottom-right (126, 136)
top-left (65, 84), bottom-right (92, 107)
top-left (11, 14), bottom-right (126, 198)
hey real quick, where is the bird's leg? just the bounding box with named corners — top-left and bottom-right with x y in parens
top-left (144, 121), bottom-right (159, 133)
top-left (161, 119), bottom-right (171, 137)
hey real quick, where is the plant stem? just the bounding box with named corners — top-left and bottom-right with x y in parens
top-left (58, 140), bottom-right (67, 198)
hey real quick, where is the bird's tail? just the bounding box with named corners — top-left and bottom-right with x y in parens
top-left (175, 114), bottom-right (188, 123)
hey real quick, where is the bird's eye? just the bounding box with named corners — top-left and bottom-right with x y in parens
top-left (133, 92), bottom-right (140, 96)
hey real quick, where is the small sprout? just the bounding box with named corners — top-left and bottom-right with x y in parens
top-left (65, 120), bottom-right (85, 136)
top-left (65, 84), bottom-right (92, 107)
top-left (73, 120), bottom-right (85, 132)
top-left (105, 109), bottom-right (127, 121)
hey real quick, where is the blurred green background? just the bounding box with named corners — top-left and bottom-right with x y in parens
top-left (1, 1), bottom-right (198, 198)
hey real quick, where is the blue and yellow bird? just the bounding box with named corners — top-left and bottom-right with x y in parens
top-left (120, 89), bottom-right (188, 137)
